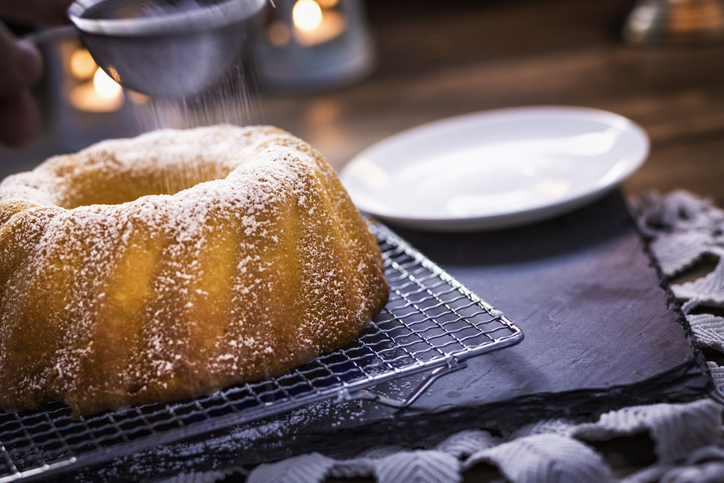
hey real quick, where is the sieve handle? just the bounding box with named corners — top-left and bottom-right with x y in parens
top-left (23, 25), bottom-right (78, 45)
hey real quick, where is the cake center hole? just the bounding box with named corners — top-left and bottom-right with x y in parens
top-left (61, 161), bottom-right (234, 209)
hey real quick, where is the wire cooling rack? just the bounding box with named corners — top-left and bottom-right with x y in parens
top-left (0, 221), bottom-right (523, 482)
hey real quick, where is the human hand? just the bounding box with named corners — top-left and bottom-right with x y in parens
top-left (0, 24), bottom-right (42, 147)
top-left (0, 0), bottom-right (74, 147)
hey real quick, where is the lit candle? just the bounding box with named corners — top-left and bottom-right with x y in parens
top-left (69, 67), bottom-right (125, 113)
top-left (291, 0), bottom-right (347, 47)
top-left (93, 68), bottom-right (122, 100)
top-left (293, 0), bottom-right (323, 31)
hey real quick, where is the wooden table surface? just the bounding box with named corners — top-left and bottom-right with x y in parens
top-left (263, 0), bottom-right (724, 207)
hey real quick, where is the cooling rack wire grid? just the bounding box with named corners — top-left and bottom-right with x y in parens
top-left (0, 221), bottom-right (523, 482)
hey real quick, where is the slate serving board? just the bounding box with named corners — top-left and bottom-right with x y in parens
top-left (65, 190), bottom-right (711, 481)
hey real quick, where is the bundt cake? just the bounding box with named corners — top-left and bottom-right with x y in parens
top-left (0, 125), bottom-right (388, 416)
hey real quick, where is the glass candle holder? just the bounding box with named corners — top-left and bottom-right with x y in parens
top-left (253, 0), bottom-right (376, 93)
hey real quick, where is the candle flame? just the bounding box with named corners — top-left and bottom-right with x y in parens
top-left (293, 0), bottom-right (322, 32)
top-left (69, 67), bottom-right (124, 113)
top-left (93, 68), bottom-right (122, 99)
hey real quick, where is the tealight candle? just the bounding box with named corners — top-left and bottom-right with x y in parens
top-left (255, 0), bottom-right (375, 93)
top-left (69, 67), bottom-right (125, 113)
top-left (292, 0), bottom-right (347, 46)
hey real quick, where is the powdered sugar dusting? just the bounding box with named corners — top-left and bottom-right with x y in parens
top-left (0, 125), bottom-right (388, 416)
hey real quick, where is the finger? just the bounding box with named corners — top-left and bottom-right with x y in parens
top-left (0, 90), bottom-right (42, 147)
top-left (0, 24), bottom-right (43, 97)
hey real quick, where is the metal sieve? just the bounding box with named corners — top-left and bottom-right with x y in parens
top-left (30, 0), bottom-right (266, 97)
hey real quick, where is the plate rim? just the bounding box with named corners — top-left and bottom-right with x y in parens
top-left (340, 105), bottom-right (650, 232)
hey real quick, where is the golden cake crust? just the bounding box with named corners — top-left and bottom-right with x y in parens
top-left (0, 126), bottom-right (388, 415)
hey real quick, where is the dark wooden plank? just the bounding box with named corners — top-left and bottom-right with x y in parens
top-left (624, 137), bottom-right (724, 206)
top-left (365, 0), bottom-right (631, 78)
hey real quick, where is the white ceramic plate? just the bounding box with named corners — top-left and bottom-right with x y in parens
top-left (340, 106), bottom-right (649, 232)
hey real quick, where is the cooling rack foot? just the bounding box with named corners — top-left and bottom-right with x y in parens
top-left (337, 357), bottom-right (468, 409)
